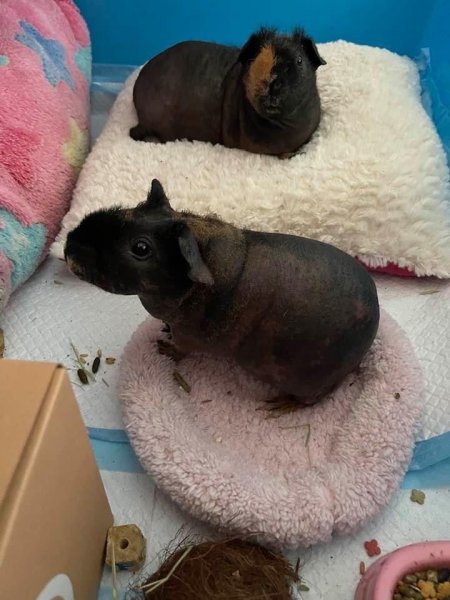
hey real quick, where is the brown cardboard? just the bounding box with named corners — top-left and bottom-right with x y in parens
top-left (0, 360), bottom-right (113, 600)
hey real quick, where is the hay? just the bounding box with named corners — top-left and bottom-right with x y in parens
top-left (134, 538), bottom-right (299, 599)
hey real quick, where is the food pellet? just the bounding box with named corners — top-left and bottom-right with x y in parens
top-left (397, 583), bottom-right (417, 597)
top-left (437, 582), bottom-right (450, 599)
top-left (105, 357), bottom-right (116, 365)
top-left (394, 567), bottom-right (450, 599)
top-left (77, 368), bottom-right (89, 385)
top-left (410, 489), bottom-right (426, 505)
top-left (92, 356), bottom-right (101, 374)
top-left (364, 539), bottom-right (381, 557)
top-left (418, 580), bottom-right (436, 598)
top-left (438, 570), bottom-right (450, 583)
top-left (360, 561), bottom-right (366, 575)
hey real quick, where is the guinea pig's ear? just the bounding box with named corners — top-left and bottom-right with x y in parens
top-left (300, 32), bottom-right (326, 69)
top-left (177, 225), bottom-right (214, 286)
top-left (145, 179), bottom-right (173, 212)
top-left (238, 27), bottom-right (276, 64)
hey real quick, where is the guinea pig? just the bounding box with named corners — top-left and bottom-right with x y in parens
top-left (130, 27), bottom-right (326, 158)
top-left (65, 179), bottom-right (379, 407)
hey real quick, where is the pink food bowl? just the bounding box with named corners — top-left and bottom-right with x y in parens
top-left (355, 541), bottom-right (450, 599)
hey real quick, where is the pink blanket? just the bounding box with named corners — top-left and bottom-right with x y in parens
top-left (0, 0), bottom-right (90, 310)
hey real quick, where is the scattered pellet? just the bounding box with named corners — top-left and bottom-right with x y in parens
top-left (410, 489), bottom-right (426, 505)
top-left (77, 368), bottom-right (89, 385)
top-left (92, 356), bottom-right (101, 374)
top-left (427, 571), bottom-right (439, 584)
top-left (105, 357), bottom-right (116, 365)
top-left (364, 539), bottom-right (381, 557)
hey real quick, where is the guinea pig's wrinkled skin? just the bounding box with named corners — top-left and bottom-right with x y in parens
top-left (65, 180), bottom-right (379, 406)
top-left (130, 28), bottom-right (326, 158)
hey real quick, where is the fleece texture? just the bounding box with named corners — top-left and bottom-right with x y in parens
top-left (120, 311), bottom-right (423, 549)
top-left (53, 41), bottom-right (450, 278)
top-left (0, 0), bottom-right (90, 310)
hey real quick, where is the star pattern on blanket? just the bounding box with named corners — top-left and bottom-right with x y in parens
top-left (0, 209), bottom-right (47, 288)
top-left (63, 118), bottom-right (89, 170)
top-left (15, 20), bottom-right (74, 90)
top-left (74, 45), bottom-right (91, 83)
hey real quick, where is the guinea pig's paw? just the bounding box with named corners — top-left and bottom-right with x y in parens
top-left (261, 393), bottom-right (304, 417)
top-left (161, 322), bottom-right (171, 334)
top-left (156, 339), bottom-right (185, 363)
top-left (277, 150), bottom-right (298, 160)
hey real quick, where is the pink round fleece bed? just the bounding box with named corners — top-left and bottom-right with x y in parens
top-left (120, 310), bottom-right (423, 548)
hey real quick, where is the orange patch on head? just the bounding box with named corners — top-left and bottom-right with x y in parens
top-left (245, 44), bottom-right (276, 107)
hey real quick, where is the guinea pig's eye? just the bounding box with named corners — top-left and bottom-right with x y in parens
top-left (131, 239), bottom-right (152, 260)
top-left (297, 56), bottom-right (303, 65)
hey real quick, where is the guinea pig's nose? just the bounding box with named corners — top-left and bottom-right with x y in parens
top-left (271, 79), bottom-right (282, 93)
top-left (64, 236), bottom-right (78, 261)
top-left (64, 236), bottom-right (97, 265)
top-left (64, 239), bottom-right (72, 261)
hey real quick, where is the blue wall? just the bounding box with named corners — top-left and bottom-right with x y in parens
top-left (76, 0), bottom-right (449, 158)
top-left (420, 0), bottom-right (450, 157)
top-left (76, 0), bottom-right (436, 65)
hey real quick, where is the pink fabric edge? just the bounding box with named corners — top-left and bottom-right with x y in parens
top-left (357, 259), bottom-right (417, 278)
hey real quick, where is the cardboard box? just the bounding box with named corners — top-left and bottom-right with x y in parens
top-left (0, 360), bottom-right (113, 600)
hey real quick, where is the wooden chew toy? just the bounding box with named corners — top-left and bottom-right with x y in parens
top-left (106, 524), bottom-right (146, 571)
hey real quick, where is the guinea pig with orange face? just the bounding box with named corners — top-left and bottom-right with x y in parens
top-left (130, 27), bottom-right (326, 158)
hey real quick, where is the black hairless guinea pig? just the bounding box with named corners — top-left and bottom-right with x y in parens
top-left (65, 180), bottom-right (379, 407)
top-left (130, 27), bottom-right (326, 158)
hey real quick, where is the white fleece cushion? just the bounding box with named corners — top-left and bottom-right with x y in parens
top-left (53, 41), bottom-right (450, 277)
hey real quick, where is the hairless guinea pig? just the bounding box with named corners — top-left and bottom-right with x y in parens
top-left (65, 180), bottom-right (380, 407)
top-left (130, 27), bottom-right (326, 158)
